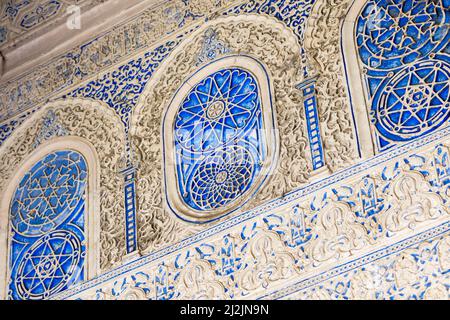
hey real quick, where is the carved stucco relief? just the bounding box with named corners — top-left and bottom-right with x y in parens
top-left (0, 0), bottom-right (106, 49)
top-left (131, 14), bottom-right (310, 254)
top-left (62, 136), bottom-right (450, 300)
top-left (381, 169), bottom-right (447, 233)
top-left (0, 0), bottom-right (241, 123)
top-left (284, 233), bottom-right (450, 300)
top-left (304, 0), bottom-right (358, 170)
top-left (0, 98), bottom-right (126, 271)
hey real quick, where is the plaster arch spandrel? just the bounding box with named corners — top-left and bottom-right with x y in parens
top-left (0, 98), bottom-right (127, 273)
top-left (131, 14), bottom-right (313, 254)
top-left (304, 0), bottom-right (361, 163)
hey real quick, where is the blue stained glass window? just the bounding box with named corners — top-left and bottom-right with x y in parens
top-left (174, 68), bottom-right (267, 212)
top-left (355, 0), bottom-right (450, 150)
top-left (8, 150), bottom-right (87, 300)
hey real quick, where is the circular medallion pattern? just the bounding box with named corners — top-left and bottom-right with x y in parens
top-left (189, 146), bottom-right (255, 211)
top-left (10, 151), bottom-right (87, 237)
top-left (356, 0), bottom-right (448, 69)
top-left (373, 60), bottom-right (450, 141)
top-left (14, 230), bottom-right (83, 300)
top-left (175, 68), bottom-right (260, 153)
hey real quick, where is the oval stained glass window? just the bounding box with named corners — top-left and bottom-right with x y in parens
top-left (164, 57), bottom-right (277, 222)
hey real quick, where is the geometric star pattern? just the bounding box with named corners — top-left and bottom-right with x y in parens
top-left (8, 150), bottom-right (87, 300)
top-left (14, 230), bottom-right (83, 300)
top-left (10, 150), bottom-right (87, 237)
top-left (175, 68), bottom-right (260, 153)
top-left (374, 60), bottom-right (450, 141)
top-left (355, 0), bottom-right (450, 150)
top-left (174, 68), bottom-right (266, 213)
top-left (356, 0), bottom-right (448, 69)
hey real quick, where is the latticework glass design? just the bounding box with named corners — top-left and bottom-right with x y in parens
top-left (174, 68), bottom-right (267, 214)
top-left (8, 150), bottom-right (87, 300)
top-left (356, 0), bottom-right (450, 150)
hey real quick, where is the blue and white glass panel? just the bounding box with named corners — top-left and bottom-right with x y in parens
top-left (174, 68), bottom-right (267, 212)
top-left (356, 0), bottom-right (450, 151)
top-left (8, 150), bottom-right (87, 300)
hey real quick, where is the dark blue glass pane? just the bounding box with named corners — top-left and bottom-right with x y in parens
top-left (174, 68), bottom-right (266, 212)
top-left (356, 0), bottom-right (450, 149)
top-left (9, 150), bottom-right (87, 300)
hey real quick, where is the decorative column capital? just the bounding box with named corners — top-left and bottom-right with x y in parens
top-left (296, 76), bottom-right (318, 93)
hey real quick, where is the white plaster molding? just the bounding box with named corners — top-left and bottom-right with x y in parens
top-left (341, 0), bottom-right (376, 159)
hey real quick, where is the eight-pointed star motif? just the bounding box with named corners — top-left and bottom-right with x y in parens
top-left (175, 68), bottom-right (260, 153)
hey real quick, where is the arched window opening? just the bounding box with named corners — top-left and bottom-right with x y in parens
top-left (8, 150), bottom-right (88, 300)
top-left (343, 0), bottom-right (449, 153)
top-left (163, 56), bottom-right (278, 223)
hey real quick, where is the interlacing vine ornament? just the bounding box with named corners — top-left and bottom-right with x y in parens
top-left (356, 0), bottom-right (450, 150)
top-left (173, 67), bottom-right (267, 215)
top-left (196, 28), bottom-right (231, 66)
top-left (32, 110), bottom-right (68, 149)
top-left (8, 150), bottom-right (87, 300)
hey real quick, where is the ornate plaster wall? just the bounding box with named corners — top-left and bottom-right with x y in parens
top-left (132, 14), bottom-right (311, 254)
top-left (0, 0), bottom-right (448, 300)
top-left (52, 129), bottom-right (450, 300)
